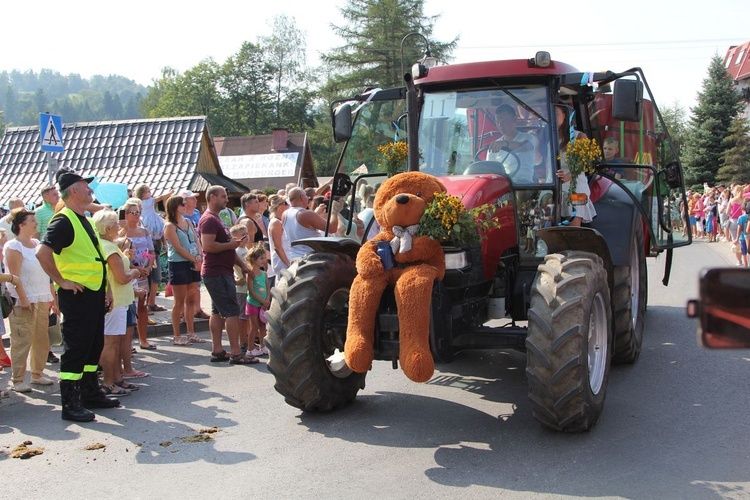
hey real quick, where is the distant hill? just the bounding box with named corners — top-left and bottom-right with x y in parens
top-left (0, 69), bottom-right (149, 129)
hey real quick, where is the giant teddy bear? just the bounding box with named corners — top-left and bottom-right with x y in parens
top-left (345, 171), bottom-right (447, 383)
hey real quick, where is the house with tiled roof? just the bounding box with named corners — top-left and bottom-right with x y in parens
top-left (214, 129), bottom-right (319, 191)
top-left (724, 41), bottom-right (750, 121)
top-left (0, 116), bottom-right (248, 208)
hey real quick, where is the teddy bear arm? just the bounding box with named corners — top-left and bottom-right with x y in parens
top-left (356, 239), bottom-right (388, 279)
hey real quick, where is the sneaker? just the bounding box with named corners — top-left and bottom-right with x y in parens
top-left (260, 346), bottom-right (269, 356)
top-left (248, 347), bottom-right (264, 357)
top-left (13, 382), bottom-right (32, 393)
top-left (30, 376), bottom-right (54, 386)
top-left (47, 351), bottom-right (60, 363)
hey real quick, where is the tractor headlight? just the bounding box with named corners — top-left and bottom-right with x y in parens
top-left (445, 250), bottom-right (470, 270)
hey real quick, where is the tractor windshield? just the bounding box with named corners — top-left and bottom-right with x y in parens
top-left (418, 85), bottom-right (554, 186)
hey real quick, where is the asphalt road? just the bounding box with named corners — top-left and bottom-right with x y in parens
top-left (2, 239), bottom-right (748, 499)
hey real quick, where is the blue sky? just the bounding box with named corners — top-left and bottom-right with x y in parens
top-left (3, 0), bottom-right (748, 112)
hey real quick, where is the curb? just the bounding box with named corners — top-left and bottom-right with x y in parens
top-left (147, 318), bottom-right (210, 338)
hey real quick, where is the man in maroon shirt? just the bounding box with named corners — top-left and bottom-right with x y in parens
top-left (198, 186), bottom-right (258, 364)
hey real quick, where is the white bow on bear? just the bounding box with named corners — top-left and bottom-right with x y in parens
top-left (390, 224), bottom-right (419, 254)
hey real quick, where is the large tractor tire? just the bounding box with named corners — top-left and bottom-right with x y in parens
top-left (526, 251), bottom-right (612, 432)
top-left (611, 219), bottom-right (647, 364)
top-left (265, 252), bottom-right (365, 412)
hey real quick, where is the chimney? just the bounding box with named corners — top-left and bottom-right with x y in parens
top-left (272, 128), bottom-right (289, 151)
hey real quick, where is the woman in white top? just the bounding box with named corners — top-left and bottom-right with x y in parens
top-left (3, 208), bottom-right (56, 393)
top-left (267, 195), bottom-right (291, 286)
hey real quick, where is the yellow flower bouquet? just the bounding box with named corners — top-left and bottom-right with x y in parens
top-left (377, 141), bottom-right (409, 177)
top-left (564, 137), bottom-right (602, 199)
top-left (417, 193), bottom-right (498, 247)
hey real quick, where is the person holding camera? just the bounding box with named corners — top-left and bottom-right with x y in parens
top-left (282, 187), bottom-right (337, 261)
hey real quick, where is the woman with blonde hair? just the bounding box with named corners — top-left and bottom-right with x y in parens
top-left (93, 209), bottom-right (143, 395)
top-left (123, 198), bottom-right (157, 349)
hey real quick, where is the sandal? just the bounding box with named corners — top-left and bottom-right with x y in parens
top-left (229, 353), bottom-right (259, 365)
top-left (104, 385), bottom-right (131, 396)
top-left (210, 350), bottom-right (231, 363)
top-left (122, 371), bottom-right (149, 379)
top-left (115, 380), bottom-right (140, 391)
top-left (195, 310), bottom-right (210, 319)
top-left (172, 337), bottom-right (190, 346)
top-left (148, 304), bottom-right (167, 312)
top-left (0, 389), bottom-right (10, 399)
top-left (187, 334), bottom-right (206, 344)
top-left (140, 344), bottom-right (157, 350)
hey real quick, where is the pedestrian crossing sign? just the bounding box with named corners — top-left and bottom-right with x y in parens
top-left (40, 113), bottom-right (64, 153)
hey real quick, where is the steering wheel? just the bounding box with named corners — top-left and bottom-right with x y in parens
top-left (467, 147), bottom-right (521, 178)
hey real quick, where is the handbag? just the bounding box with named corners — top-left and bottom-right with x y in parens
top-left (48, 313), bottom-right (62, 346)
top-left (1, 285), bottom-right (15, 319)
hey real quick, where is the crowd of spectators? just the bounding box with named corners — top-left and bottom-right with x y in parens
top-left (683, 182), bottom-right (750, 267)
top-left (1, 173), bottom-right (381, 414)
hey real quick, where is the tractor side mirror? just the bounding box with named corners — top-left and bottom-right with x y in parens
top-left (687, 268), bottom-right (750, 348)
top-left (332, 103), bottom-right (353, 143)
top-left (612, 80), bottom-right (643, 122)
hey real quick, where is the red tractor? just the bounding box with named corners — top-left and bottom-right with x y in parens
top-left (265, 51), bottom-right (691, 432)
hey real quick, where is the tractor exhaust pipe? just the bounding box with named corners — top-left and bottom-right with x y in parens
top-left (404, 73), bottom-right (419, 172)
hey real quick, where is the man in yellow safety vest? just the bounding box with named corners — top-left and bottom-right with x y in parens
top-left (37, 167), bottom-right (116, 422)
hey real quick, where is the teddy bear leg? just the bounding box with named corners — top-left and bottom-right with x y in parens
top-left (345, 274), bottom-right (388, 373)
top-left (394, 266), bottom-right (439, 383)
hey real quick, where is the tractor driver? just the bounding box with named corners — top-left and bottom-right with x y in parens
top-left (487, 104), bottom-right (537, 183)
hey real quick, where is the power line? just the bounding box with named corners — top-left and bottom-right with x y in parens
top-left (457, 38), bottom-right (748, 51)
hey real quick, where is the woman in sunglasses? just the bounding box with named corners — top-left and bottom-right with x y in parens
top-left (123, 198), bottom-right (157, 350)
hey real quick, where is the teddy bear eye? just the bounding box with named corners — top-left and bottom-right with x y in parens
top-left (416, 192), bottom-right (421, 197)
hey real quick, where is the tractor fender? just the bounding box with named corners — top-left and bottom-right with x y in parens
top-left (291, 236), bottom-right (362, 262)
top-left (536, 227), bottom-right (614, 292)
top-left (588, 181), bottom-right (641, 267)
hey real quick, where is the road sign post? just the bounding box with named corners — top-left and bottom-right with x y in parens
top-left (40, 113), bottom-right (64, 186)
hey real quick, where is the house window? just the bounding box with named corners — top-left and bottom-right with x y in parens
top-left (737, 49), bottom-right (746, 65)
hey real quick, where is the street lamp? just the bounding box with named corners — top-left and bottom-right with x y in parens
top-left (400, 32), bottom-right (439, 79)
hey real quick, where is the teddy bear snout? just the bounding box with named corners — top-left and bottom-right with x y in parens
top-left (396, 194), bottom-right (410, 205)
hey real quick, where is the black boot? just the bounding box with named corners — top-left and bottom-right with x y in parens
top-left (60, 380), bottom-right (95, 422)
top-left (80, 372), bottom-right (121, 409)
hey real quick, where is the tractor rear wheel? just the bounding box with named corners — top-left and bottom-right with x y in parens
top-left (265, 252), bottom-right (365, 412)
top-left (526, 251), bottom-right (612, 432)
top-left (611, 219), bottom-right (647, 364)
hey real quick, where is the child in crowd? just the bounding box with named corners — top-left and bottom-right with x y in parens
top-left (245, 243), bottom-right (270, 357)
top-left (230, 224), bottom-right (251, 352)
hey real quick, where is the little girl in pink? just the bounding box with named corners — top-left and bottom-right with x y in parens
top-left (245, 243), bottom-right (270, 357)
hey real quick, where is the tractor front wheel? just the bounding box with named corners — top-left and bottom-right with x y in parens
top-left (526, 251), bottom-right (612, 432)
top-left (265, 252), bottom-right (365, 412)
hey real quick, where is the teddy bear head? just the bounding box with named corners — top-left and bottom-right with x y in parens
top-left (373, 172), bottom-right (446, 230)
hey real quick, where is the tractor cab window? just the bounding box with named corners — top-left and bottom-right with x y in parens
top-left (418, 85), bottom-right (554, 187)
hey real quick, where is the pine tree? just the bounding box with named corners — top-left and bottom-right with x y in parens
top-left (321, 0), bottom-right (457, 96)
top-left (682, 55), bottom-right (743, 186)
top-left (717, 116), bottom-right (750, 184)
